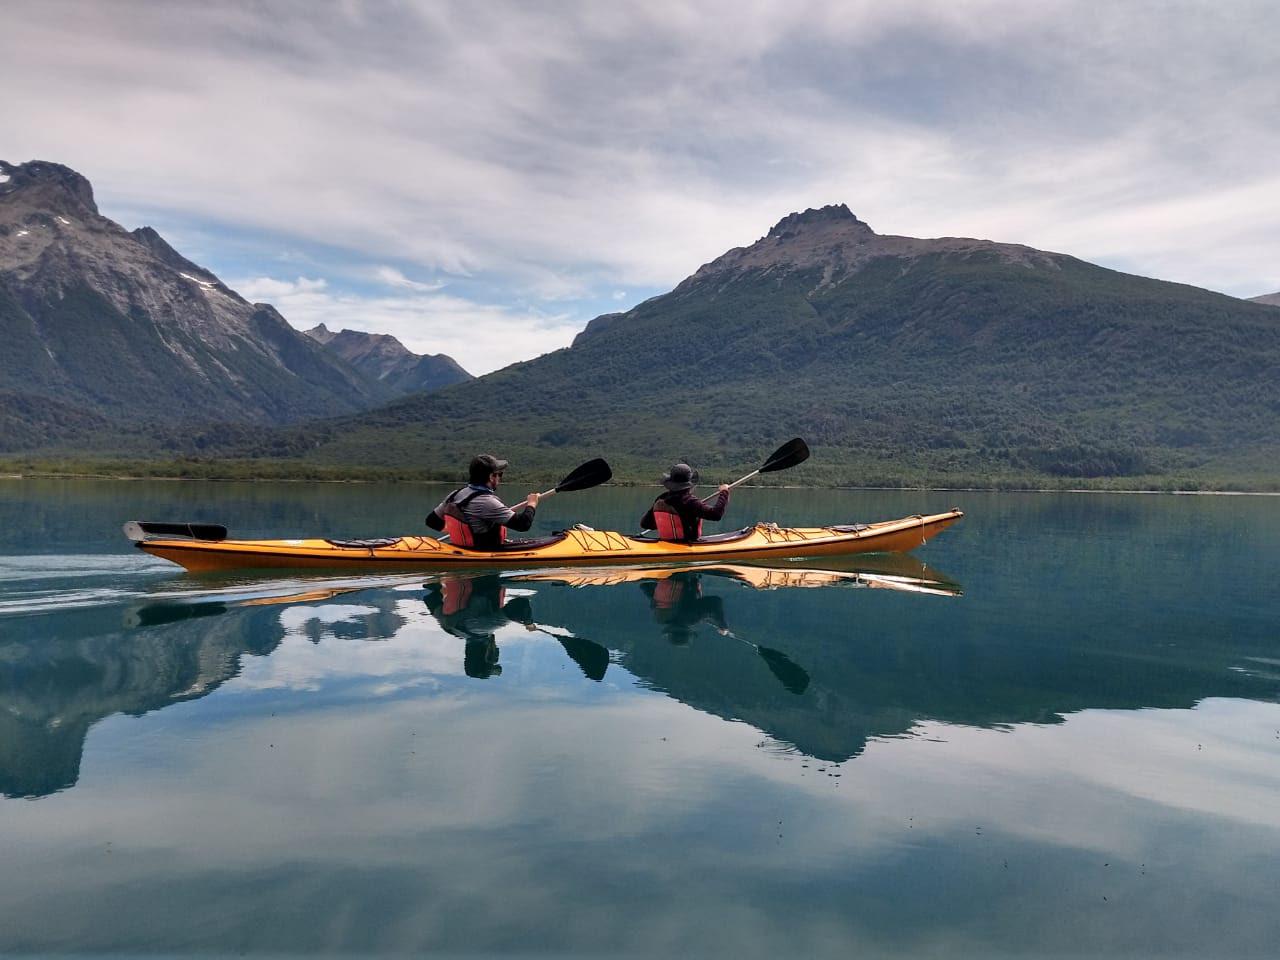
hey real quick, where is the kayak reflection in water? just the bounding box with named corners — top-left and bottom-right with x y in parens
top-left (640, 572), bottom-right (729, 645)
top-left (423, 575), bottom-right (610, 681)
top-left (640, 462), bottom-right (731, 542)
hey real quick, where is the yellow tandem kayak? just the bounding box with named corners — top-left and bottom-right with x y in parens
top-left (123, 509), bottom-right (964, 573)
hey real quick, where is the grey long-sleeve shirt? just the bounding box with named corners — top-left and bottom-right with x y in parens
top-left (429, 485), bottom-right (536, 548)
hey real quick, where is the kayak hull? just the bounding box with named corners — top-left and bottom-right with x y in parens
top-left (133, 509), bottom-right (964, 573)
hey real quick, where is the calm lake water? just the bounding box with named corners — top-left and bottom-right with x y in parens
top-left (1, 478), bottom-right (1278, 957)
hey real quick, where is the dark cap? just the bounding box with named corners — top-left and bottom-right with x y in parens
top-left (469, 454), bottom-right (510, 484)
top-left (661, 462), bottom-right (699, 492)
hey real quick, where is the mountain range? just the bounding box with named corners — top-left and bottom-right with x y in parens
top-left (0, 160), bottom-right (467, 452)
top-left (2, 160), bottom-right (1278, 488)
top-left (217, 204), bottom-right (1280, 487)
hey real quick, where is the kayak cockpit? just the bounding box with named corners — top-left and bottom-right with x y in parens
top-left (447, 533), bottom-right (570, 552)
top-left (627, 525), bottom-right (758, 546)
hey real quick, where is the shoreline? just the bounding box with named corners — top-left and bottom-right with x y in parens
top-left (2, 473), bottom-right (1277, 496)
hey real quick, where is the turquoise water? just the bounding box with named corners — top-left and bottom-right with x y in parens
top-left (1, 479), bottom-right (1278, 957)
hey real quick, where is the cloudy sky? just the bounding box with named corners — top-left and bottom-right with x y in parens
top-left (3, 0), bottom-right (1278, 374)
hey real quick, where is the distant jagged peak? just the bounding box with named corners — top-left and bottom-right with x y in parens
top-left (325, 327), bottom-right (413, 357)
top-left (304, 323), bottom-right (473, 390)
top-left (304, 323), bottom-right (337, 344)
top-left (0, 159), bottom-right (99, 216)
top-left (766, 203), bottom-right (874, 240)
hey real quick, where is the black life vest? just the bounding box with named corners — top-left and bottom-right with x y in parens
top-left (442, 488), bottom-right (507, 548)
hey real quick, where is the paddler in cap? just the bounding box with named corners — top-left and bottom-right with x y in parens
top-left (640, 462), bottom-right (730, 543)
top-left (426, 454), bottom-right (540, 549)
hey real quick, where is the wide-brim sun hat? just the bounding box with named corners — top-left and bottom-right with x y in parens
top-left (661, 462), bottom-right (699, 492)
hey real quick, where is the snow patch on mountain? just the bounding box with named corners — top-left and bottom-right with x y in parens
top-left (179, 271), bottom-right (216, 289)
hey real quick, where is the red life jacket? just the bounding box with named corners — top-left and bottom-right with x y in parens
top-left (651, 577), bottom-right (687, 609)
top-left (442, 488), bottom-right (507, 548)
top-left (440, 577), bottom-right (473, 615)
top-left (651, 497), bottom-right (700, 542)
top-left (439, 577), bottom-right (507, 615)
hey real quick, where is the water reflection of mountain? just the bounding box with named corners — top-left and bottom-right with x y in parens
top-left (0, 592), bottom-right (407, 799)
top-left (515, 556), bottom-right (1279, 762)
top-left (0, 604), bottom-right (282, 798)
top-left (4, 550), bottom-right (1276, 796)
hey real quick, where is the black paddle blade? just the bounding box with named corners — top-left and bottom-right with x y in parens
top-left (759, 437), bottom-right (810, 474)
top-left (556, 635), bottom-right (611, 681)
top-left (757, 646), bottom-right (811, 695)
top-left (555, 457), bottom-right (613, 493)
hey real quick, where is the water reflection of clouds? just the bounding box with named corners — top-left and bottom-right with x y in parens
top-left (894, 700), bottom-right (1280, 834)
top-left (791, 700), bottom-right (1280, 880)
top-left (9, 694), bottom-right (1280, 955)
top-left (279, 603), bottom-right (382, 630)
top-left (225, 596), bottom-right (604, 696)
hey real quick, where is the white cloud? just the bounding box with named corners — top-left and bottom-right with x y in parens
top-left (374, 265), bottom-right (444, 292)
top-left (1, 0), bottom-right (1278, 350)
top-left (233, 273), bottom-right (580, 375)
top-left (237, 275), bottom-right (328, 300)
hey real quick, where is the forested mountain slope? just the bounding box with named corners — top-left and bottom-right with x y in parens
top-left (228, 205), bottom-right (1279, 487)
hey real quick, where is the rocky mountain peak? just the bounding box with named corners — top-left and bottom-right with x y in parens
top-left (766, 203), bottom-right (872, 240)
top-left (130, 225), bottom-right (225, 289)
top-left (0, 160), bottom-right (399, 433)
top-left (678, 201), bottom-right (1057, 290)
top-left (303, 325), bottom-right (472, 394)
top-left (681, 202), bottom-right (883, 285)
top-left (0, 160), bottom-right (99, 216)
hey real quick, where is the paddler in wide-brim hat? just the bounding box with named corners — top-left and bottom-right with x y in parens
top-left (640, 462), bottom-right (731, 542)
